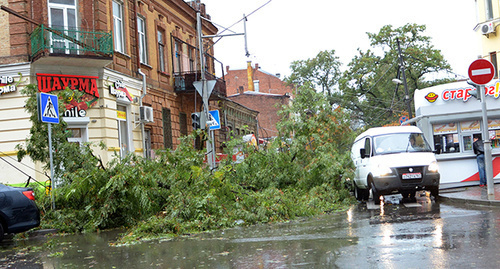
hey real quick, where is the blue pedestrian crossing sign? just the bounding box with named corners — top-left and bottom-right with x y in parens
top-left (38, 92), bottom-right (60, 124)
top-left (209, 110), bottom-right (221, 130)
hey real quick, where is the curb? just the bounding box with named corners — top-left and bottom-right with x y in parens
top-left (28, 229), bottom-right (58, 237)
top-left (439, 194), bottom-right (500, 206)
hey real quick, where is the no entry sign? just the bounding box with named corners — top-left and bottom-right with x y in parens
top-left (468, 59), bottom-right (495, 85)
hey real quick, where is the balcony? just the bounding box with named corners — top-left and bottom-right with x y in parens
top-left (30, 24), bottom-right (113, 68)
top-left (174, 71), bottom-right (227, 99)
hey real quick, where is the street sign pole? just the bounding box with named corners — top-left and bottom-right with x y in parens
top-left (196, 9), bottom-right (251, 170)
top-left (197, 12), bottom-right (216, 170)
top-left (479, 85), bottom-right (495, 199)
top-left (48, 123), bottom-right (56, 209)
top-left (468, 59), bottom-right (496, 200)
top-left (38, 92), bottom-right (59, 209)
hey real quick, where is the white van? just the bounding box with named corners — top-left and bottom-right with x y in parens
top-left (351, 126), bottom-right (440, 203)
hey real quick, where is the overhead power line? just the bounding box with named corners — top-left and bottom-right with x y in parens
top-left (203, 0), bottom-right (272, 54)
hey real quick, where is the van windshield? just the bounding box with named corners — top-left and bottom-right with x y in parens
top-left (373, 132), bottom-right (432, 155)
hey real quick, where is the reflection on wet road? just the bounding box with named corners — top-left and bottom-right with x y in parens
top-left (2, 196), bottom-right (500, 268)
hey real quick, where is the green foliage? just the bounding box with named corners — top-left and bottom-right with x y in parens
top-left (15, 84), bottom-right (94, 181)
top-left (287, 50), bottom-right (342, 96)
top-left (17, 81), bottom-right (355, 244)
top-left (14, 23), bottom-right (456, 244)
top-left (54, 87), bottom-right (355, 243)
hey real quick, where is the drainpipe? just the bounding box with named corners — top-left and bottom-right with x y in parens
top-left (134, 1), bottom-right (147, 158)
top-left (138, 69), bottom-right (147, 158)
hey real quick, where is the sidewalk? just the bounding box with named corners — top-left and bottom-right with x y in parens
top-left (439, 184), bottom-right (500, 206)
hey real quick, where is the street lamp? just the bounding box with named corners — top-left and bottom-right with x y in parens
top-left (395, 38), bottom-right (413, 120)
top-left (391, 75), bottom-right (412, 119)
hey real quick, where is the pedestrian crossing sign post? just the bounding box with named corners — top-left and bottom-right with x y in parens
top-left (38, 92), bottom-right (59, 124)
top-left (36, 92), bottom-right (59, 209)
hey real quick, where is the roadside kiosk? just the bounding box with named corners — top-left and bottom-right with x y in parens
top-left (409, 80), bottom-right (500, 188)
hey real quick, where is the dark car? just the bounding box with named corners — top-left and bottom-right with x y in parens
top-left (0, 184), bottom-right (40, 241)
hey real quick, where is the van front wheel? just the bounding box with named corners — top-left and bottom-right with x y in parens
top-left (429, 186), bottom-right (439, 200)
top-left (354, 182), bottom-right (369, 201)
top-left (370, 180), bottom-right (381, 204)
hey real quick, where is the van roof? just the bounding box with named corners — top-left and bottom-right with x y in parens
top-left (354, 125), bottom-right (422, 142)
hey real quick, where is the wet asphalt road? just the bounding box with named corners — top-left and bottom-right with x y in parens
top-left (2, 195), bottom-right (500, 268)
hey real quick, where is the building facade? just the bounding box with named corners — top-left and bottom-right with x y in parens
top-left (0, 0), bottom-right (256, 184)
top-left (412, 80), bottom-right (500, 188)
top-left (474, 0), bottom-right (500, 78)
top-left (228, 92), bottom-right (289, 140)
top-left (225, 62), bottom-right (293, 96)
top-left (225, 62), bottom-right (292, 140)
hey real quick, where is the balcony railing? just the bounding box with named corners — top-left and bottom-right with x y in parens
top-left (174, 71), bottom-right (226, 98)
top-left (30, 24), bottom-right (113, 59)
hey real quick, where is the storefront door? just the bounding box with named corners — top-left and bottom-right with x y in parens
top-left (117, 104), bottom-right (130, 158)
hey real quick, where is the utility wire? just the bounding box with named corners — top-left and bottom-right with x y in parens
top-left (203, 0), bottom-right (272, 53)
top-left (362, 61), bottom-right (398, 96)
top-left (0, 151), bottom-right (48, 176)
top-left (207, 0), bottom-right (272, 36)
top-left (0, 155), bottom-right (48, 187)
top-left (405, 54), bottom-right (467, 80)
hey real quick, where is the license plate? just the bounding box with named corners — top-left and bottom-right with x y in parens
top-left (402, 172), bottom-right (422, 179)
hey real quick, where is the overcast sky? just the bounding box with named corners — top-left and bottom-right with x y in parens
top-left (201, 0), bottom-right (482, 80)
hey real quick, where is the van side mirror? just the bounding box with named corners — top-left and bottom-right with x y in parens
top-left (434, 143), bottom-right (441, 155)
top-left (360, 148), bottom-right (367, 159)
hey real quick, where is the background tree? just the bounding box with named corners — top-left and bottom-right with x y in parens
top-left (336, 23), bottom-right (453, 127)
top-left (276, 84), bottom-right (356, 189)
top-left (287, 50), bottom-right (342, 97)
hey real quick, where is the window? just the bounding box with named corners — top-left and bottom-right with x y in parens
top-left (485, 0), bottom-right (493, 20)
top-left (67, 128), bottom-right (84, 144)
top-left (195, 135), bottom-right (203, 150)
top-left (137, 16), bottom-right (148, 64)
top-left (364, 138), bottom-right (371, 157)
top-left (188, 47), bottom-right (195, 72)
top-left (48, 0), bottom-right (77, 54)
top-left (174, 40), bottom-right (182, 73)
top-left (112, 1), bottom-right (125, 53)
top-left (162, 108), bottom-right (173, 149)
top-left (434, 120), bottom-right (500, 154)
top-left (64, 117), bottom-right (90, 145)
top-left (374, 133), bottom-right (431, 155)
top-left (433, 123), bottom-right (460, 153)
top-left (179, 112), bottom-right (188, 136)
top-left (50, 0), bottom-right (76, 3)
top-left (158, 30), bottom-right (165, 72)
top-left (487, 119), bottom-right (500, 149)
top-left (491, 52), bottom-right (498, 78)
top-left (254, 80), bottom-right (260, 92)
top-left (145, 129), bottom-right (152, 159)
